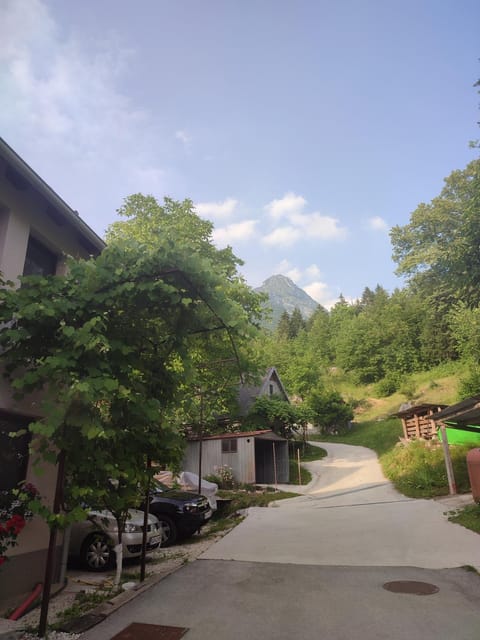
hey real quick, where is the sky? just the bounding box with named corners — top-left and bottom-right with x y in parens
top-left (1, 0), bottom-right (479, 309)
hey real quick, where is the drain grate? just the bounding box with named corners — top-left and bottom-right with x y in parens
top-left (383, 580), bottom-right (439, 596)
top-left (110, 622), bottom-right (189, 640)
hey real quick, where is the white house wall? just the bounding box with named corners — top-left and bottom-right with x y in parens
top-left (0, 158), bottom-right (101, 602)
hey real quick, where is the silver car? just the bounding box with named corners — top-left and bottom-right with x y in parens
top-left (69, 508), bottom-right (162, 571)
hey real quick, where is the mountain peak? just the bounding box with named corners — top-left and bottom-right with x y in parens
top-left (255, 274), bottom-right (319, 329)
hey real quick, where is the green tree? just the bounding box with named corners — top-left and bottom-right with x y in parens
top-left (0, 234), bottom-right (257, 624)
top-left (306, 389), bottom-right (354, 434)
top-left (391, 158), bottom-right (480, 307)
top-left (106, 194), bottom-right (265, 428)
top-left (244, 396), bottom-right (310, 439)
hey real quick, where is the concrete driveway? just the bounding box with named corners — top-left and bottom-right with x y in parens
top-left (80, 442), bottom-right (480, 640)
top-left (202, 442), bottom-right (480, 569)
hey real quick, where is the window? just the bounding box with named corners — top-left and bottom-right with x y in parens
top-left (0, 412), bottom-right (31, 491)
top-left (221, 438), bottom-right (237, 453)
top-left (269, 384), bottom-right (274, 396)
top-left (23, 236), bottom-right (57, 277)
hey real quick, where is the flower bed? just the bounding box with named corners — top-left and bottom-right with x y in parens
top-left (0, 483), bottom-right (40, 565)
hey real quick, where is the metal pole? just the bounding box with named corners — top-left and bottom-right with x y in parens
top-left (272, 442), bottom-right (278, 488)
top-left (198, 390), bottom-right (203, 496)
top-left (440, 422), bottom-right (457, 495)
top-left (38, 449), bottom-right (65, 637)
top-left (297, 448), bottom-right (301, 484)
top-left (140, 458), bottom-right (152, 582)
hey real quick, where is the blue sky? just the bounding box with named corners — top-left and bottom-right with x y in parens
top-left (1, 0), bottom-right (479, 308)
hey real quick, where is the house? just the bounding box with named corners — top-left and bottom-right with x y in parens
top-left (0, 137), bottom-right (105, 602)
top-left (183, 429), bottom-right (290, 485)
top-left (238, 366), bottom-right (290, 416)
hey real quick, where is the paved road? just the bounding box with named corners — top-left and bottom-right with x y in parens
top-left (80, 443), bottom-right (480, 640)
top-left (203, 442), bottom-right (480, 569)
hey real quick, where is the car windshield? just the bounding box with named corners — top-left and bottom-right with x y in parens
top-left (151, 480), bottom-right (170, 493)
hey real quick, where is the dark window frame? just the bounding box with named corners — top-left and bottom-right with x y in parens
top-left (23, 235), bottom-right (58, 277)
top-left (0, 411), bottom-right (32, 491)
top-left (221, 438), bottom-right (238, 454)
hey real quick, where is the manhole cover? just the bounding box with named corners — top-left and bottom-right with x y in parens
top-left (111, 622), bottom-right (189, 640)
top-left (383, 580), bottom-right (439, 595)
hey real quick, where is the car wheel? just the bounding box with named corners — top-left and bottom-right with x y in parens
top-left (80, 533), bottom-right (113, 571)
top-left (156, 515), bottom-right (177, 547)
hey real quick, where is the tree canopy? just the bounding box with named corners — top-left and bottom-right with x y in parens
top-left (390, 158), bottom-right (480, 307)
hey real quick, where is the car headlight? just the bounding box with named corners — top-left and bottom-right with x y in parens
top-left (124, 523), bottom-right (142, 533)
top-left (181, 501), bottom-right (198, 513)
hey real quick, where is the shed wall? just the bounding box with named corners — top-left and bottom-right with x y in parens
top-left (184, 437), bottom-right (256, 484)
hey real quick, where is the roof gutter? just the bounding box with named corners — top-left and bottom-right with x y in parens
top-left (0, 137), bottom-right (105, 254)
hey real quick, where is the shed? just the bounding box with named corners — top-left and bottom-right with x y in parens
top-left (428, 396), bottom-right (480, 495)
top-left (430, 396), bottom-right (480, 445)
top-left (183, 429), bottom-right (289, 485)
top-left (395, 404), bottom-right (447, 440)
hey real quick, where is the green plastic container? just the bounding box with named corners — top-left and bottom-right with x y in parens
top-left (438, 423), bottom-right (480, 445)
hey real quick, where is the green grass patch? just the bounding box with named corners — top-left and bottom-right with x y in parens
top-left (215, 487), bottom-right (299, 517)
top-left (286, 441), bottom-right (327, 484)
top-left (329, 362), bottom-right (467, 423)
top-left (310, 418), bottom-right (402, 457)
top-left (288, 458), bottom-right (311, 484)
top-left (52, 588), bottom-right (120, 630)
top-left (448, 504), bottom-right (480, 534)
top-left (381, 441), bottom-right (472, 498)
top-left (290, 441), bottom-right (328, 462)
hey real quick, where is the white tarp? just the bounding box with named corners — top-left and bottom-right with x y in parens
top-left (179, 471), bottom-right (218, 510)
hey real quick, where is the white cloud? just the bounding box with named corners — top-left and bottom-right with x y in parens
top-left (175, 129), bottom-right (192, 147)
top-left (262, 226), bottom-right (302, 247)
top-left (290, 212), bottom-right (347, 239)
top-left (265, 192), bottom-right (306, 219)
top-left (0, 0), bottom-right (167, 207)
top-left (212, 220), bottom-right (258, 246)
top-left (304, 281), bottom-right (337, 310)
top-left (195, 198), bottom-right (238, 219)
top-left (305, 264), bottom-right (321, 279)
top-left (263, 191), bottom-right (347, 246)
top-left (275, 259), bottom-right (292, 273)
top-left (285, 268), bottom-right (302, 282)
top-left (368, 216), bottom-right (389, 231)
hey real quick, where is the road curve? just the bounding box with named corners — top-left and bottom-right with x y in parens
top-left (201, 441), bottom-right (480, 570)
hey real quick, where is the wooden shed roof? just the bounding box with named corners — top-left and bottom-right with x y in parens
top-left (187, 429), bottom-right (287, 442)
top-left (430, 395), bottom-right (480, 427)
top-left (395, 403), bottom-right (447, 418)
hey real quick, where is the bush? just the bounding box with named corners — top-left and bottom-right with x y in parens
top-left (205, 465), bottom-right (235, 489)
top-left (458, 366), bottom-right (480, 400)
top-left (306, 389), bottom-right (354, 434)
top-left (381, 440), bottom-right (472, 498)
top-left (374, 372), bottom-right (403, 397)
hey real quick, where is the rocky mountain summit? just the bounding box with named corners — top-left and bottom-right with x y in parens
top-left (255, 274), bottom-right (319, 328)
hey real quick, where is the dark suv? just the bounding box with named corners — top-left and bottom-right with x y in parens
top-left (144, 482), bottom-right (212, 546)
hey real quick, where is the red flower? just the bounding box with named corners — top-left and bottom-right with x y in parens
top-left (6, 515), bottom-right (25, 536)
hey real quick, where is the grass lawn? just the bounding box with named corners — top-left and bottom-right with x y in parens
top-left (287, 440), bottom-right (328, 485)
top-left (215, 487), bottom-right (299, 517)
top-left (310, 418), bottom-right (402, 457)
top-left (448, 504), bottom-right (480, 534)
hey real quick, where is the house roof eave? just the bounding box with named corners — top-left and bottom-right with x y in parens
top-left (0, 137), bottom-right (105, 255)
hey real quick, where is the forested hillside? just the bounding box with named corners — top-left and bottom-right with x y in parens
top-left (254, 157), bottom-right (480, 414)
